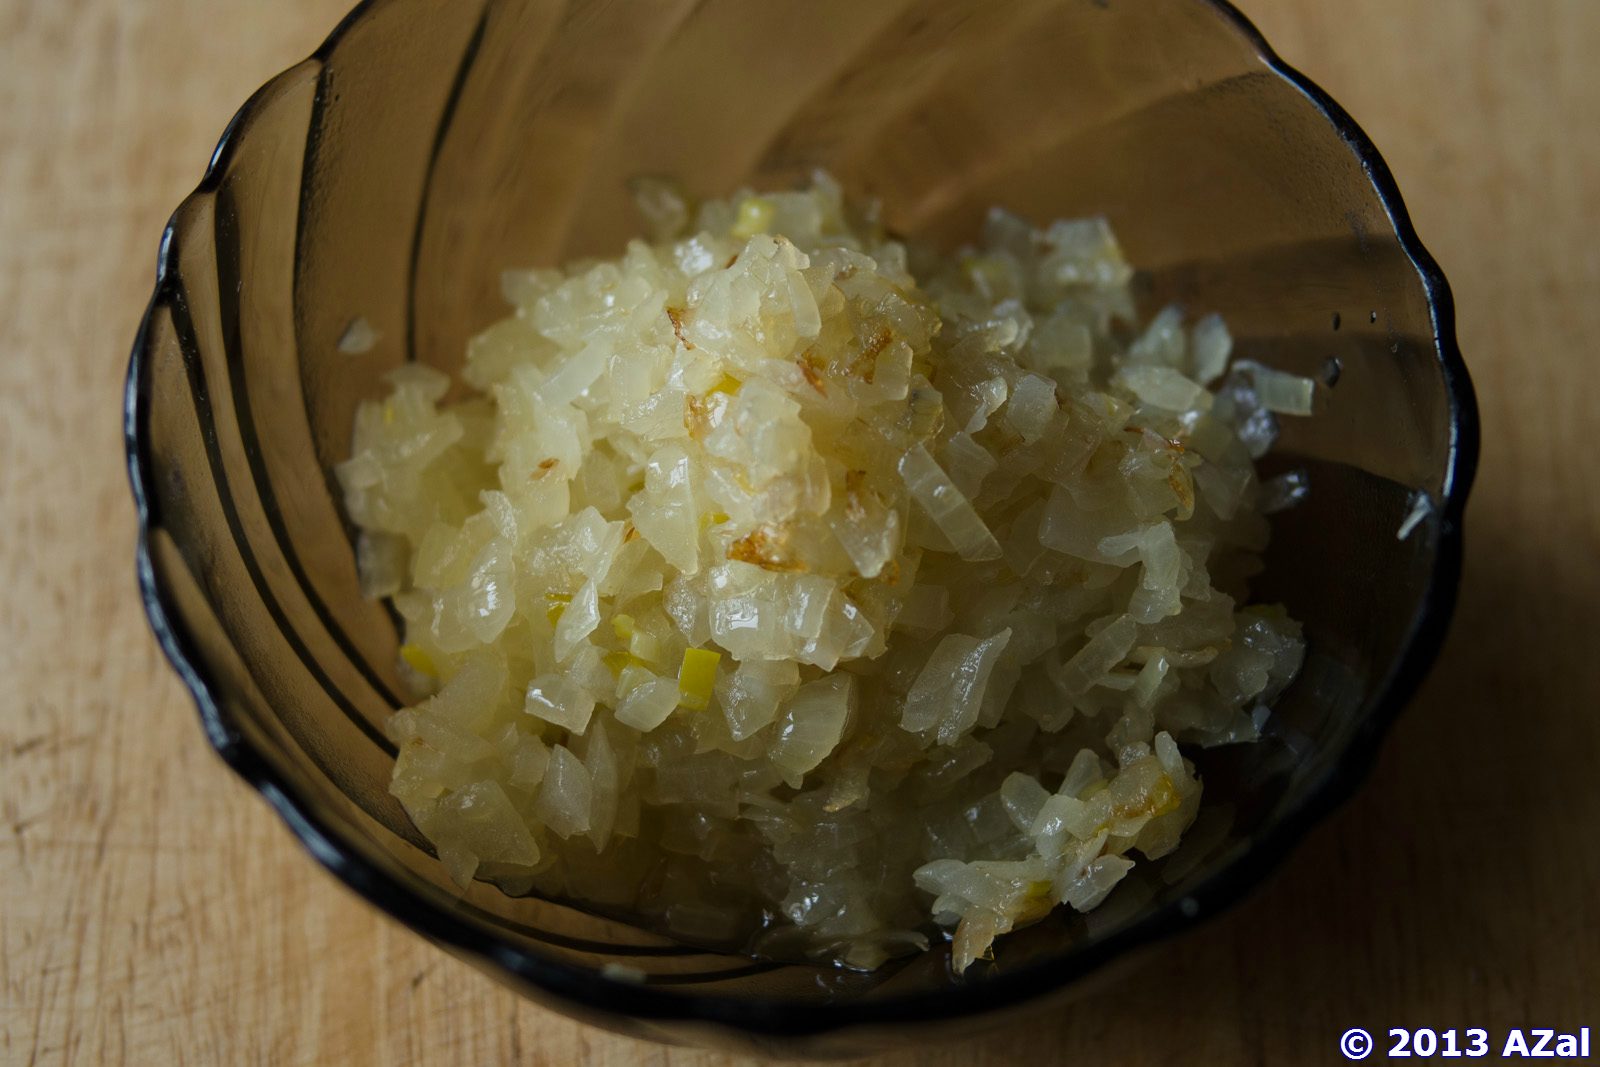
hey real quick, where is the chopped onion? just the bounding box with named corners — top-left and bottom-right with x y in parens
top-left (1126, 304), bottom-right (1186, 367)
top-left (1235, 360), bottom-right (1316, 416)
top-left (902, 629), bottom-right (1012, 744)
top-left (1053, 616), bottom-right (1138, 696)
top-left (1005, 373), bottom-right (1059, 443)
top-left (770, 674), bottom-right (855, 784)
top-left (1190, 313), bottom-right (1232, 385)
top-left (536, 746), bottom-right (592, 839)
top-left (524, 674), bottom-right (596, 733)
top-left (1113, 365), bottom-right (1208, 413)
top-left (553, 580), bottom-right (600, 662)
top-left (432, 781), bottom-right (541, 872)
top-left (717, 659), bottom-right (800, 740)
top-left (627, 444), bottom-right (699, 574)
top-left (345, 175), bottom-right (1308, 977)
top-left (615, 676), bottom-right (680, 732)
top-left (898, 444), bottom-right (1002, 561)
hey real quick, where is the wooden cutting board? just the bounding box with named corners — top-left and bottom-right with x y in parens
top-left (3, 1), bottom-right (1596, 1063)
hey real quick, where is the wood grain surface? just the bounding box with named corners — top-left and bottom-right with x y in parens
top-left (3, 1), bottom-right (1597, 1063)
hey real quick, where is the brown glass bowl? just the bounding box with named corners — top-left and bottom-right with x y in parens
top-left (125, 0), bottom-right (1477, 1055)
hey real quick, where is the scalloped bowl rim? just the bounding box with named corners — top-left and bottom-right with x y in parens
top-left (123, 0), bottom-right (1479, 1038)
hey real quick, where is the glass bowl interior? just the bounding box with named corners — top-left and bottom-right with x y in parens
top-left (126, 0), bottom-right (1476, 1054)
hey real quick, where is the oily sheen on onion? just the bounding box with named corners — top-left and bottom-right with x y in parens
top-left (337, 175), bottom-right (1309, 973)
